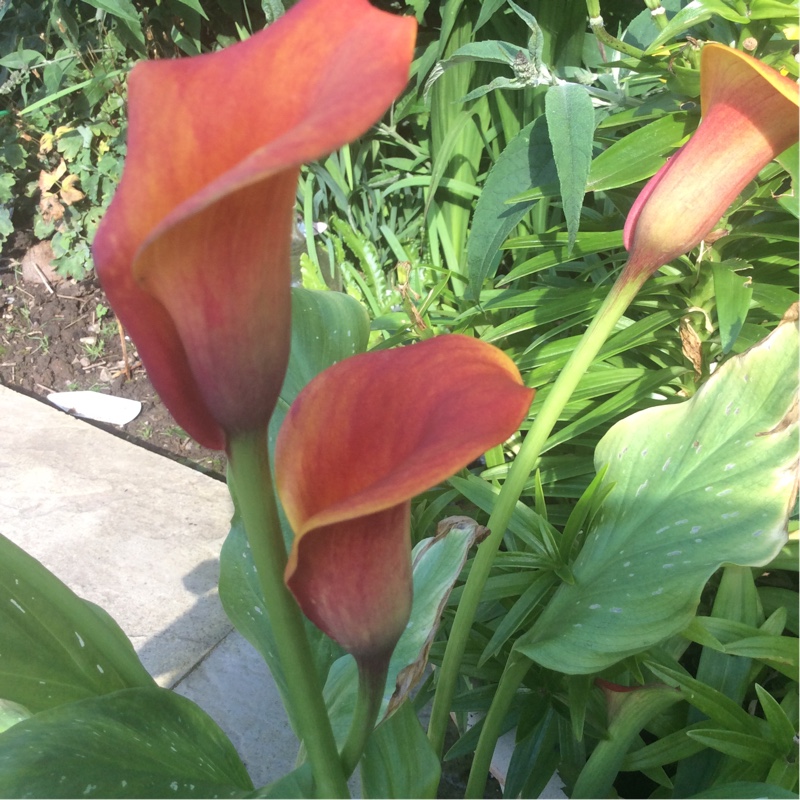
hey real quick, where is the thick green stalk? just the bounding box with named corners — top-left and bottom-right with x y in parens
top-left (340, 658), bottom-right (389, 777)
top-left (428, 273), bottom-right (645, 756)
top-left (227, 432), bottom-right (349, 799)
top-left (465, 653), bottom-right (532, 798)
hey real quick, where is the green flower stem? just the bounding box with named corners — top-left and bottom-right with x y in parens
top-left (227, 432), bottom-right (350, 799)
top-left (465, 653), bottom-right (531, 799)
top-left (428, 272), bottom-right (645, 756)
top-left (340, 658), bottom-right (389, 777)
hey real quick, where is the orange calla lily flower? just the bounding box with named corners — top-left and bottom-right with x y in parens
top-left (275, 335), bottom-right (534, 664)
top-left (93, 0), bottom-right (416, 450)
top-left (623, 42), bottom-right (799, 281)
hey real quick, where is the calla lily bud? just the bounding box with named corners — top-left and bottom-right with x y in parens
top-left (93, 0), bottom-right (417, 450)
top-left (623, 43), bottom-right (799, 281)
top-left (275, 335), bottom-right (534, 664)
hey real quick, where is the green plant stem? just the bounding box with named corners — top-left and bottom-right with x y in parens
top-left (340, 658), bottom-right (389, 777)
top-left (428, 272), bottom-right (645, 756)
top-left (227, 432), bottom-right (350, 799)
top-left (644, 0), bottom-right (669, 31)
top-left (465, 653), bottom-right (532, 799)
top-left (585, 7), bottom-right (645, 60)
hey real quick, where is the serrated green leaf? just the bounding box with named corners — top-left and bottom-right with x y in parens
top-left (0, 534), bottom-right (154, 714)
top-left (545, 83), bottom-right (594, 254)
top-left (516, 319), bottom-right (797, 673)
top-left (466, 117), bottom-right (558, 290)
top-left (361, 701), bottom-right (440, 799)
top-left (0, 688), bottom-right (252, 797)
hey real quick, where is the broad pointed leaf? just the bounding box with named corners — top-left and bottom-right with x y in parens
top-left (0, 687), bottom-right (252, 798)
top-left (0, 533), bottom-right (154, 714)
top-left (465, 116), bottom-right (556, 299)
top-left (517, 316), bottom-right (798, 673)
top-left (545, 83), bottom-right (594, 254)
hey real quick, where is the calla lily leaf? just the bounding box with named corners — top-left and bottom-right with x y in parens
top-left (0, 533), bottom-right (154, 714)
top-left (0, 688), bottom-right (253, 798)
top-left (517, 313), bottom-right (798, 674)
top-left (270, 287), bottom-right (370, 447)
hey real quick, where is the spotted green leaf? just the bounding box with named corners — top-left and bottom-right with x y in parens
top-left (516, 316), bottom-right (798, 673)
top-left (0, 533), bottom-right (154, 714)
top-left (0, 688), bottom-right (252, 798)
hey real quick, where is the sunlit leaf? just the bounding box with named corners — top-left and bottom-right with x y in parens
top-left (0, 534), bottom-right (154, 714)
top-left (517, 316), bottom-right (798, 673)
top-left (0, 688), bottom-right (252, 798)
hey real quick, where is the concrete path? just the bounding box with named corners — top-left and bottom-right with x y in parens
top-left (0, 383), bottom-right (295, 787)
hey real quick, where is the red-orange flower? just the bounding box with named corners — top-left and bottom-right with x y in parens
top-left (622, 43), bottom-right (799, 281)
top-left (275, 335), bottom-right (534, 664)
top-left (93, 0), bottom-right (416, 450)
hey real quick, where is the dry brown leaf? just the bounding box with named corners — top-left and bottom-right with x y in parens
top-left (38, 159), bottom-right (67, 194)
top-left (680, 316), bottom-right (704, 379)
top-left (60, 174), bottom-right (85, 205)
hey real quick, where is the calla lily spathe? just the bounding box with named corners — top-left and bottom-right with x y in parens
top-left (93, 0), bottom-right (416, 450)
top-left (623, 42), bottom-right (799, 281)
top-left (275, 335), bottom-right (534, 664)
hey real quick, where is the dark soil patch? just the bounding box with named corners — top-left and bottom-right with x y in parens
top-left (0, 232), bottom-right (226, 477)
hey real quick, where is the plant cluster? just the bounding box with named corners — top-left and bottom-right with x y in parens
top-left (0, 0), bottom-right (798, 798)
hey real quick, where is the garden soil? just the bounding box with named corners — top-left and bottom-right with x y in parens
top-left (0, 231), bottom-right (226, 477)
